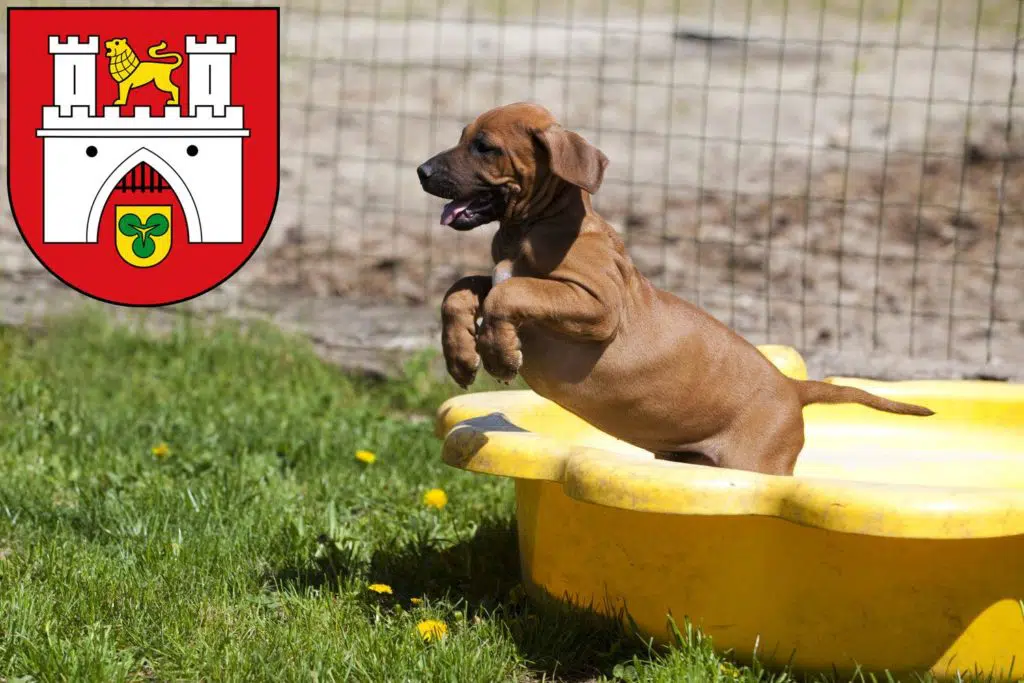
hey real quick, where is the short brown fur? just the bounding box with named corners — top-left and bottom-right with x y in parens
top-left (419, 102), bottom-right (933, 476)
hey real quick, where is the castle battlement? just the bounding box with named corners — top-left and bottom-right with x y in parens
top-left (37, 105), bottom-right (250, 137)
top-left (185, 35), bottom-right (236, 54)
top-left (49, 36), bottom-right (100, 54)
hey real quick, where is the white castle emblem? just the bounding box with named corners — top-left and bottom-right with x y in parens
top-left (36, 35), bottom-right (249, 245)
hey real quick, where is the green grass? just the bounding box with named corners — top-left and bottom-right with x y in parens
top-left (0, 313), bottom-right (946, 682)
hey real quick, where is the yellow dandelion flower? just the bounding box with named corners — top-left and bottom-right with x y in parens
top-left (719, 661), bottom-right (741, 680)
top-left (367, 583), bottom-right (393, 595)
top-left (151, 442), bottom-right (170, 458)
top-left (410, 597), bottom-right (423, 606)
top-left (355, 450), bottom-right (376, 464)
top-left (417, 619), bottom-right (448, 642)
top-left (422, 488), bottom-right (448, 509)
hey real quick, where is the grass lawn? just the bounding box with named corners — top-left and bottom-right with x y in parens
top-left (0, 313), bottom-right (916, 682)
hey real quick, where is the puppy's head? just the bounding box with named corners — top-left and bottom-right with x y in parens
top-left (416, 102), bottom-right (609, 231)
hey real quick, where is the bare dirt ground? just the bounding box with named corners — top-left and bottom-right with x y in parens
top-left (2, 0), bottom-right (1022, 380)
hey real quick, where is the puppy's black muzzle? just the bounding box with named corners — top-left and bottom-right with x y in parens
top-left (416, 160), bottom-right (435, 185)
top-left (417, 148), bottom-right (506, 230)
top-left (416, 154), bottom-right (457, 198)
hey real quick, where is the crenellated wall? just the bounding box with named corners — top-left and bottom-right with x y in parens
top-left (38, 105), bottom-right (247, 134)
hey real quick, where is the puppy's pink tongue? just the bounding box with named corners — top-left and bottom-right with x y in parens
top-left (441, 199), bottom-right (472, 226)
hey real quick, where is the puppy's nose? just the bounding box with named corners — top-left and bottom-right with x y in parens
top-left (416, 162), bottom-right (434, 184)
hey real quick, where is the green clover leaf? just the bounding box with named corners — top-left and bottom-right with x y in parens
top-left (118, 213), bottom-right (142, 237)
top-left (117, 212), bottom-right (169, 260)
top-left (145, 213), bottom-right (169, 237)
top-left (133, 233), bottom-right (156, 258)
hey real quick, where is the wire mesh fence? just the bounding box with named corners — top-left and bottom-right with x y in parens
top-left (2, 0), bottom-right (1022, 370)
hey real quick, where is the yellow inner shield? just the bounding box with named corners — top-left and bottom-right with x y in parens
top-left (115, 205), bottom-right (172, 268)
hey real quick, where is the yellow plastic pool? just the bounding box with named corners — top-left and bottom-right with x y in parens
top-left (434, 346), bottom-right (1024, 680)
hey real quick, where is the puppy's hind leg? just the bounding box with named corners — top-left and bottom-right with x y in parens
top-left (719, 409), bottom-right (806, 476)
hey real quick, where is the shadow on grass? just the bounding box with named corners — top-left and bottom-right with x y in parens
top-left (371, 516), bottom-right (659, 681)
top-left (269, 516), bottom-right (656, 681)
top-left (263, 533), bottom-right (365, 594)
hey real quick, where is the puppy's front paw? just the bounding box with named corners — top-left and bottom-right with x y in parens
top-left (445, 346), bottom-right (480, 389)
top-left (476, 317), bottom-right (522, 384)
top-left (442, 325), bottom-right (481, 389)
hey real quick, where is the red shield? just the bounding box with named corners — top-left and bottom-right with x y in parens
top-left (6, 7), bottom-right (279, 306)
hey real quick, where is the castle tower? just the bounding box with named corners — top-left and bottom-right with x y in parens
top-left (49, 36), bottom-right (100, 115)
top-left (185, 35), bottom-right (236, 116)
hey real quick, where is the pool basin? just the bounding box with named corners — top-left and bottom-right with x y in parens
top-left (434, 346), bottom-right (1024, 679)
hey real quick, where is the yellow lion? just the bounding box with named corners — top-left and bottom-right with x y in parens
top-left (104, 38), bottom-right (183, 106)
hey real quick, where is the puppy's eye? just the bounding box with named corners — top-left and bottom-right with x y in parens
top-left (470, 138), bottom-right (502, 157)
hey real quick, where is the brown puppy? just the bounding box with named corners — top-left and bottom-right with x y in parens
top-left (417, 102), bottom-right (933, 476)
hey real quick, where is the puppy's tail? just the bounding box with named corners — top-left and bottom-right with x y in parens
top-left (795, 380), bottom-right (934, 416)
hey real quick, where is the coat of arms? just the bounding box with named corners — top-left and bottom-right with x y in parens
top-left (6, 7), bottom-right (280, 306)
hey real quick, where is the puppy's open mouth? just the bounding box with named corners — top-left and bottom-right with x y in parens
top-left (439, 192), bottom-right (503, 231)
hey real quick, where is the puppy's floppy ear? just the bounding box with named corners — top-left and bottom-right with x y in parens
top-left (534, 124), bottom-right (609, 195)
